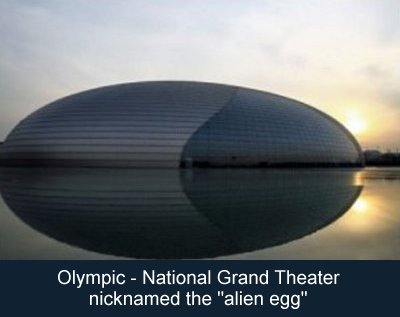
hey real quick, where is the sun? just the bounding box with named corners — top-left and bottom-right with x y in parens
top-left (345, 113), bottom-right (367, 135)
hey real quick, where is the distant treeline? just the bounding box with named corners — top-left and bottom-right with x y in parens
top-left (364, 150), bottom-right (400, 166)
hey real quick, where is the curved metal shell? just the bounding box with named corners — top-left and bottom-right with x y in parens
top-left (0, 81), bottom-right (363, 167)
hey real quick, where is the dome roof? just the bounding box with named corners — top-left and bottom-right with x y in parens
top-left (0, 81), bottom-right (363, 167)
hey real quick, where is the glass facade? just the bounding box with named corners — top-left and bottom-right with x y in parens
top-left (0, 81), bottom-right (363, 167)
top-left (182, 89), bottom-right (363, 167)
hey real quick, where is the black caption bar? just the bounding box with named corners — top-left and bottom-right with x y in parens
top-left (0, 261), bottom-right (397, 316)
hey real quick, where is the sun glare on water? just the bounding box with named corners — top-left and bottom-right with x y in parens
top-left (352, 198), bottom-right (368, 214)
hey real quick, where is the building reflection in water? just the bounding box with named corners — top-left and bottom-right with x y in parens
top-left (0, 168), bottom-right (362, 259)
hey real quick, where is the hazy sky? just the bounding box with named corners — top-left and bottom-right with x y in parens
top-left (1, 0), bottom-right (399, 149)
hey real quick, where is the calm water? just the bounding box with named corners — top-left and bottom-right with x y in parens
top-left (0, 167), bottom-right (399, 259)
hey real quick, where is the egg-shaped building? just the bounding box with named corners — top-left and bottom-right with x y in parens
top-left (0, 81), bottom-right (363, 167)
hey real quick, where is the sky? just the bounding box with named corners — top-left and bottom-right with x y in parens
top-left (1, 0), bottom-right (399, 150)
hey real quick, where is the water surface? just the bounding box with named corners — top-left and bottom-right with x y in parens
top-left (0, 167), bottom-right (398, 259)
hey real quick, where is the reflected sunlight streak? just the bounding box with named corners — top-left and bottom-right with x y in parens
top-left (342, 193), bottom-right (383, 232)
top-left (352, 198), bottom-right (368, 214)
